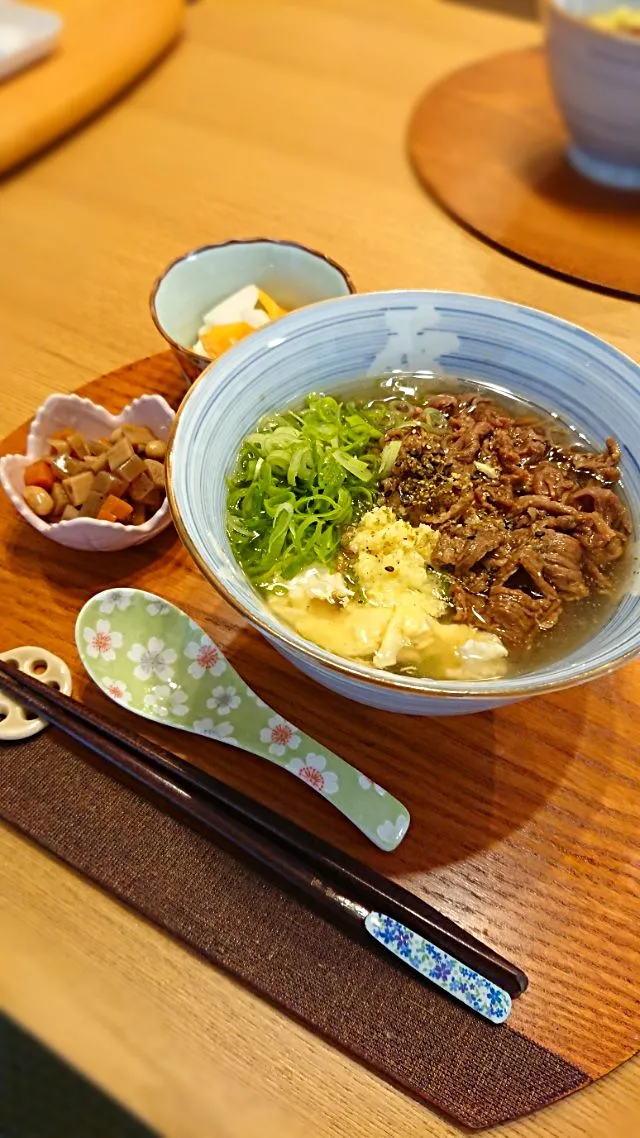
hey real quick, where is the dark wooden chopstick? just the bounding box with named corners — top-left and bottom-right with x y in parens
top-left (0, 663), bottom-right (366, 925)
top-left (0, 660), bottom-right (527, 995)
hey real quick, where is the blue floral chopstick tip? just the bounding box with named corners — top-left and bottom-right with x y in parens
top-left (365, 912), bottom-right (512, 1024)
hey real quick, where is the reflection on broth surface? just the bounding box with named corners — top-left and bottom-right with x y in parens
top-left (226, 375), bottom-right (632, 681)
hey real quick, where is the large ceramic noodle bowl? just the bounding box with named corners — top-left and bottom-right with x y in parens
top-left (167, 291), bottom-right (640, 716)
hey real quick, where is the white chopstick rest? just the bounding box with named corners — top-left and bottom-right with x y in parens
top-left (0, 646), bottom-right (72, 741)
top-left (365, 912), bottom-right (512, 1024)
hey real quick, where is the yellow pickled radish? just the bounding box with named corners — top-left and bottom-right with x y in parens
top-left (200, 321), bottom-right (254, 359)
top-left (256, 289), bottom-right (287, 320)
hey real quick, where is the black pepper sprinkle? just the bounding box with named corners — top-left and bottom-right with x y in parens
top-left (385, 566), bottom-right (395, 572)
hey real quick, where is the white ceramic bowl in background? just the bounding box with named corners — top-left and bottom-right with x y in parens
top-left (0, 0), bottom-right (62, 82)
top-left (0, 393), bottom-right (174, 551)
top-left (543, 0), bottom-right (640, 189)
top-left (150, 238), bottom-right (355, 385)
top-left (167, 290), bottom-right (640, 717)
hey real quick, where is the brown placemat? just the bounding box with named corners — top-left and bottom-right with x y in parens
top-left (408, 47), bottom-right (640, 298)
top-left (0, 729), bottom-right (589, 1130)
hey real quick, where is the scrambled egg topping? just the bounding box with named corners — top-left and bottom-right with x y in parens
top-left (269, 507), bottom-right (508, 680)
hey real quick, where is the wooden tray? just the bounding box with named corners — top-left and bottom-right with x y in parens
top-left (408, 47), bottom-right (640, 298)
top-left (2, 353), bottom-right (640, 1101)
top-left (0, 0), bottom-right (183, 176)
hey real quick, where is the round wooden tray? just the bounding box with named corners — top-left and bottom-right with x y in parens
top-left (408, 47), bottom-right (640, 298)
top-left (3, 353), bottom-right (640, 1118)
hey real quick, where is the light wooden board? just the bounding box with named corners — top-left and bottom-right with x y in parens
top-left (2, 2), bottom-right (640, 1136)
top-left (0, 0), bottom-right (183, 175)
top-left (408, 48), bottom-right (640, 298)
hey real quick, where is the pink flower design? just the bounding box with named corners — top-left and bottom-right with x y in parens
top-left (299, 765), bottom-right (324, 791)
top-left (259, 715), bottom-right (300, 757)
top-left (101, 677), bottom-right (131, 705)
top-left (199, 645), bottom-right (218, 669)
top-left (286, 753), bottom-right (339, 796)
top-left (83, 619), bottom-right (122, 662)
top-left (185, 636), bottom-right (226, 679)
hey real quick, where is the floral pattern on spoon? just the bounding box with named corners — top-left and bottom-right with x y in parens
top-left (75, 588), bottom-right (411, 851)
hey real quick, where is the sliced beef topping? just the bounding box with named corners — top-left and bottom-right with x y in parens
top-left (450, 583), bottom-right (562, 651)
top-left (563, 437), bottom-right (621, 483)
top-left (491, 426), bottom-right (547, 470)
top-left (569, 484), bottom-right (631, 533)
top-left (380, 392), bottom-right (630, 653)
top-left (533, 531), bottom-right (589, 601)
top-left (428, 393), bottom-right (459, 415)
top-left (532, 462), bottom-right (577, 499)
top-left (432, 522), bottom-right (504, 577)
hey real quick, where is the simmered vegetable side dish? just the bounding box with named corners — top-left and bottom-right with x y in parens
top-left (22, 424), bottom-right (167, 525)
top-left (227, 380), bottom-right (631, 681)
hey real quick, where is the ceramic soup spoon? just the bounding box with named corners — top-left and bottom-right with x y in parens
top-left (75, 588), bottom-right (410, 851)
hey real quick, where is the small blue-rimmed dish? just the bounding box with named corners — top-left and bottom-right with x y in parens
top-left (543, 0), bottom-right (640, 189)
top-left (166, 290), bottom-right (640, 717)
top-left (150, 238), bottom-right (355, 386)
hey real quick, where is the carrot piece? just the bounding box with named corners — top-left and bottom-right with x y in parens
top-left (97, 495), bottom-right (133, 522)
top-left (24, 460), bottom-right (54, 491)
top-left (257, 288), bottom-right (287, 320)
top-left (200, 321), bottom-right (254, 359)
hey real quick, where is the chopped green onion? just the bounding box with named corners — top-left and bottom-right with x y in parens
top-left (379, 439), bottom-right (401, 477)
top-left (425, 408), bottom-right (447, 431)
top-left (226, 393), bottom-right (400, 588)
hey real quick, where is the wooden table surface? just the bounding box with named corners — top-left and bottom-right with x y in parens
top-left (1, 2), bottom-right (638, 1135)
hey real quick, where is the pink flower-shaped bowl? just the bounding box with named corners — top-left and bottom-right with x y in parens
top-left (0, 393), bottom-right (175, 552)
